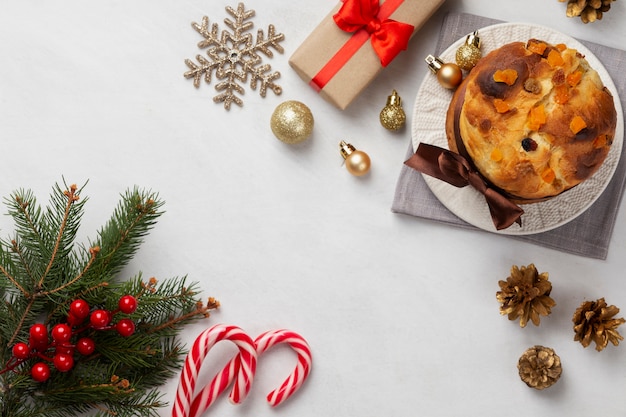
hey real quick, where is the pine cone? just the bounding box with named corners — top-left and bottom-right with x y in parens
top-left (558, 0), bottom-right (615, 23)
top-left (518, 345), bottom-right (562, 390)
top-left (572, 298), bottom-right (626, 351)
top-left (496, 264), bottom-right (556, 327)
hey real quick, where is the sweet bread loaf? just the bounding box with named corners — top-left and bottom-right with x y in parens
top-left (446, 40), bottom-right (617, 203)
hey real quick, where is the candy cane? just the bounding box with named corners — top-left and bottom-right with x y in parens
top-left (254, 329), bottom-right (312, 407)
top-left (189, 329), bottom-right (312, 416)
top-left (187, 354), bottom-right (240, 417)
top-left (172, 324), bottom-right (257, 417)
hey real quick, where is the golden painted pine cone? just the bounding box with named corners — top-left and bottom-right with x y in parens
top-left (558, 0), bottom-right (615, 23)
top-left (572, 297), bottom-right (626, 351)
top-left (518, 345), bottom-right (562, 390)
top-left (496, 264), bottom-right (556, 327)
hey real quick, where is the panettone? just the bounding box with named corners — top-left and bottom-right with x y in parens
top-left (445, 39), bottom-right (617, 203)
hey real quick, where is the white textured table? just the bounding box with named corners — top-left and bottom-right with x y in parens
top-left (0, 1), bottom-right (625, 416)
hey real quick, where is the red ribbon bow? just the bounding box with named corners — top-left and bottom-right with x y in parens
top-left (405, 143), bottom-right (524, 230)
top-left (333, 0), bottom-right (414, 67)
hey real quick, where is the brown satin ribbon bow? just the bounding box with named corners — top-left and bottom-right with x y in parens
top-left (405, 143), bottom-right (524, 230)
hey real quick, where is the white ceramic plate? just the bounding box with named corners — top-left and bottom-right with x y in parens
top-left (411, 22), bottom-right (624, 235)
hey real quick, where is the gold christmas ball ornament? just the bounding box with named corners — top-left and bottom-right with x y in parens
top-left (339, 141), bottom-right (371, 176)
top-left (455, 31), bottom-right (482, 71)
top-left (379, 90), bottom-right (406, 131)
top-left (425, 55), bottom-right (463, 90)
top-left (270, 100), bottom-right (314, 144)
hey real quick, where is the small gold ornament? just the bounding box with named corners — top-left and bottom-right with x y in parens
top-left (517, 346), bottom-right (562, 390)
top-left (339, 141), bottom-right (371, 176)
top-left (572, 297), bottom-right (625, 351)
top-left (379, 90), bottom-right (406, 131)
top-left (496, 264), bottom-right (556, 328)
top-left (425, 55), bottom-right (463, 89)
top-left (455, 31), bottom-right (482, 71)
top-left (270, 100), bottom-right (314, 144)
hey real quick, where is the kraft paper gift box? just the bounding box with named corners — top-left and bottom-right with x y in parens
top-left (289, 0), bottom-right (445, 110)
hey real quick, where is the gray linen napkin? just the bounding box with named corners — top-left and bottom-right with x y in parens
top-left (392, 12), bottom-right (626, 260)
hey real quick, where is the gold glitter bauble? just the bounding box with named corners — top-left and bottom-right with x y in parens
top-left (379, 90), bottom-right (406, 131)
top-left (455, 31), bottom-right (482, 71)
top-left (270, 101), bottom-right (314, 144)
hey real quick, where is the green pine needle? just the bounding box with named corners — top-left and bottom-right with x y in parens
top-left (0, 182), bottom-right (218, 417)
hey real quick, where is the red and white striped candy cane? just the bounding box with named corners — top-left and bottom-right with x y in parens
top-left (254, 329), bottom-right (312, 407)
top-left (186, 354), bottom-right (241, 417)
top-left (172, 324), bottom-right (257, 417)
top-left (189, 328), bottom-right (312, 415)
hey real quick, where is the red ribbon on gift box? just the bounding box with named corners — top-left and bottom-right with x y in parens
top-left (310, 0), bottom-right (414, 92)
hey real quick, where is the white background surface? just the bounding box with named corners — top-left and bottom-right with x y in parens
top-left (1, 0), bottom-right (625, 416)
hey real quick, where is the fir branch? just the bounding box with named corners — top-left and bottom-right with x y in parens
top-left (132, 277), bottom-right (218, 333)
top-left (147, 297), bottom-right (218, 334)
top-left (38, 183), bottom-right (82, 287)
top-left (9, 239), bottom-right (36, 292)
top-left (5, 189), bottom-right (44, 251)
top-left (17, 400), bottom-right (96, 417)
top-left (45, 282), bottom-right (109, 324)
top-left (86, 188), bottom-right (164, 281)
top-left (45, 246), bottom-right (100, 296)
top-left (0, 182), bottom-right (218, 417)
top-left (3, 184), bottom-right (88, 348)
top-left (6, 297), bottom-right (36, 348)
top-left (93, 388), bottom-right (164, 417)
top-left (0, 255), bottom-right (26, 296)
top-left (130, 338), bottom-right (186, 388)
top-left (5, 184), bottom-right (87, 292)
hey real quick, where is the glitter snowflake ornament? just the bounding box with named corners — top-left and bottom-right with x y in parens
top-left (184, 3), bottom-right (285, 110)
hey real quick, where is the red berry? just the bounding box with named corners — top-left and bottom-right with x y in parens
top-left (118, 295), bottom-right (138, 314)
top-left (76, 337), bottom-right (96, 356)
top-left (66, 312), bottom-right (84, 327)
top-left (51, 324), bottom-right (72, 344)
top-left (29, 324), bottom-right (49, 351)
top-left (70, 299), bottom-right (90, 319)
top-left (12, 342), bottom-right (30, 360)
top-left (90, 309), bottom-right (111, 329)
top-left (116, 319), bottom-right (136, 337)
top-left (55, 345), bottom-right (74, 356)
top-left (31, 362), bottom-right (51, 382)
top-left (53, 353), bottom-right (74, 372)
top-left (29, 323), bottom-right (48, 342)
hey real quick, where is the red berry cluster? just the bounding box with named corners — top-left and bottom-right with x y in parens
top-left (4, 295), bottom-right (138, 383)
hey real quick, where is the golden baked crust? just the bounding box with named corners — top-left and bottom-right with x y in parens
top-left (446, 40), bottom-right (617, 202)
